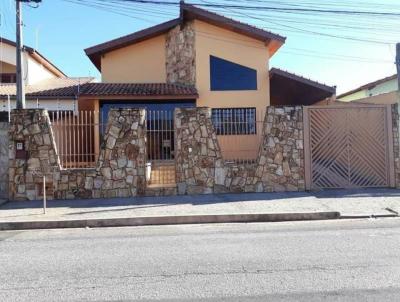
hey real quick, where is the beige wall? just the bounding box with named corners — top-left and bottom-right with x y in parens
top-left (194, 20), bottom-right (270, 111)
top-left (26, 55), bottom-right (57, 85)
top-left (0, 42), bottom-right (58, 85)
top-left (194, 20), bottom-right (271, 159)
top-left (101, 35), bottom-right (167, 83)
top-left (352, 91), bottom-right (399, 105)
top-left (0, 61), bottom-right (16, 73)
top-left (339, 78), bottom-right (398, 102)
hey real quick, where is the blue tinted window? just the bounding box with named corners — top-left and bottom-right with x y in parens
top-left (210, 56), bottom-right (257, 91)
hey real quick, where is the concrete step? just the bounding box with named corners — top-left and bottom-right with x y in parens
top-left (148, 161), bottom-right (176, 186)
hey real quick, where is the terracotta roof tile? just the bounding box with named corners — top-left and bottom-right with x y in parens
top-left (0, 81), bottom-right (198, 99)
top-left (0, 77), bottom-right (95, 98)
top-left (80, 83), bottom-right (198, 97)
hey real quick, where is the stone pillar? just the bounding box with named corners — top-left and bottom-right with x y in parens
top-left (0, 122), bottom-right (9, 199)
top-left (95, 108), bottom-right (147, 198)
top-left (175, 107), bottom-right (222, 194)
top-left (392, 104), bottom-right (400, 188)
top-left (256, 106), bottom-right (305, 192)
top-left (166, 22), bottom-right (196, 85)
top-left (9, 109), bottom-right (60, 201)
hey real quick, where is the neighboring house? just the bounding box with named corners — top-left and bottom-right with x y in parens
top-left (0, 37), bottom-right (65, 85)
top-left (338, 74), bottom-right (399, 104)
top-left (0, 37), bottom-right (95, 113)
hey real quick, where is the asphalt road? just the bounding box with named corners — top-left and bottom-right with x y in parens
top-left (1, 219), bottom-right (400, 301)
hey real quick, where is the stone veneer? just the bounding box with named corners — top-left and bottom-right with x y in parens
top-left (166, 21), bottom-right (196, 85)
top-left (175, 106), bottom-right (305, 194)
top-left (9, 108), bottom-right (146, 201)
top-left (0, 122), bottom-right (9, 199)
top-left (257, 106), bottom-right (305, 192)
top-left (175, 107), bottom-right (222, 194)
top-left (392, 104), bottom-right (400, 188)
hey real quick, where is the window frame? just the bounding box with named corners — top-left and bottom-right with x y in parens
top-left (0, 73), bottom-right (17, 83)
top-left (211, 107), bottom-right (257, 136)
top-left (209, 56), bottom-right (257, 91)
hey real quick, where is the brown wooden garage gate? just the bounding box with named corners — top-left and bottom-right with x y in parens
top-left (303, 104), bottom-right (395, 190)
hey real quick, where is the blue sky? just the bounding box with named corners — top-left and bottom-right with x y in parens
top-left (1, 0), bottom-right (399, 93)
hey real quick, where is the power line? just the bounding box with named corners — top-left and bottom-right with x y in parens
top-left (101, 0), bottom-right (400, 17)
top-left (60, 0), bottom-right (398, 63)
top-left (72, 0), bottom-right (399, 45)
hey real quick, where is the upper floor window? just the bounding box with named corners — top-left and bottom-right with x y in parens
top-left (0, 73), bottom-right (16, 83)
top-left (212, 107), bottom-right (257, 135)
top-left (210, 55), bottom-right (257, 91)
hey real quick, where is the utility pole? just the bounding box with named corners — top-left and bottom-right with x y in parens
top-left (15, 0), bottom-right (42, 109)
top-left (15, 0), bottom-right (25, 109)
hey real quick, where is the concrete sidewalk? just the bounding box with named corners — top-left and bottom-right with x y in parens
top-left (0, 189), bottom-right (399, 228)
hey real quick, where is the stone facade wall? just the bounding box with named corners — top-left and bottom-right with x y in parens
top-left (392, 104), bottom-right (400, 188)
top-left (257, 106), bottom-right (305, 192)
top-left (166, 22), bottom-right (196, 85)
top-left (9, 110), bottom-right (60, 201)
top-left (9, 108), bottom-right (146, 201)
top-left (175, 107), bottom-right (222, 194)
top-left (175, 106), bottom-right (305, 194)
top-left (0, 122), bottom-right (9, 199)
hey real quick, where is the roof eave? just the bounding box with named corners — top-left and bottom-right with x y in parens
top-left (29, 51), bottom-right (67, 78)
top-left (84, 18), bottom-right (181, 72)
top-left (1, 36), bottom-right (66, 77)
top-left (79, 93), bottom-right (199, 100)
top-left (270, 68), bottom-right (336, 94)
top-left (337, 74), bottom-right (398, 98)
top-left (181, 3), bottom-right (286, 43)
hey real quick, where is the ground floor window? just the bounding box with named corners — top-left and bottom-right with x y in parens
top-left (211, 107), bottom-right (257, 135)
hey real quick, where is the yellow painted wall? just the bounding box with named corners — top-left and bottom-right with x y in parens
top-left (194, 20), bottom-right (270, 111)
top-left (339, 90), bottom-right (367, 102)
top-left (352, 91), bottom-right (399, 105)
top-left (101, 35), bottom-right (166, 83)
top-left (339, 78), bottom-right (398, 102)
top-left (0, 61), bottom-right (16, 73)
top-left (194, 20), bottom-right (271, 160)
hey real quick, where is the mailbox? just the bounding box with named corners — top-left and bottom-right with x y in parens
top-left (15, 140), bottom-right (27, 159)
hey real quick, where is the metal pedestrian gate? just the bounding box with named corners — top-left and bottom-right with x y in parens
top-left (303, 105), bottom-right (395, 190)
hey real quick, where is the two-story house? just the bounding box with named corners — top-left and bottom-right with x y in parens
top-left (1, 2), bottom-right (335, 172)
top-left (82, 2), bottom-right (288, 161)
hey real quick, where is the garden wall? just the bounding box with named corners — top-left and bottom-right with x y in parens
top-left (174, 106), bottom-right (305, 194)
top-left (9, 109), bottom-right (146, 201)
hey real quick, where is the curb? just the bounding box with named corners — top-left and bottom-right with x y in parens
top-left (340, 214), bottom-right (398, 219)
top-left (0, 211), bottom-right (340, 231)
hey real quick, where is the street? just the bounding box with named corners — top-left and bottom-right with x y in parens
top-left (0, 219), bottom-right (400, 301)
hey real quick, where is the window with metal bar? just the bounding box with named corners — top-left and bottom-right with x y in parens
top-left (0, 73), bottom-right (16, 83)
top-left (211, 108), bottom-right (256, 135)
